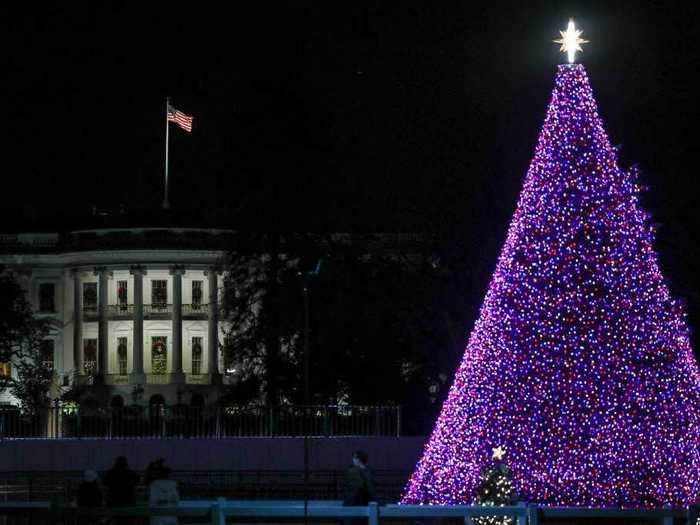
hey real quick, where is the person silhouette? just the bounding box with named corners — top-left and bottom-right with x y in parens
top-left (102, 456), bottom-right (139, 506)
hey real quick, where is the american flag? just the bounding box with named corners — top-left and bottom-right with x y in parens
top-left (167, 104), bottom-right (193, 132)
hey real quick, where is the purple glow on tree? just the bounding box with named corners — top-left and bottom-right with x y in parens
top-left (402, 64), bottom-right (700, 508)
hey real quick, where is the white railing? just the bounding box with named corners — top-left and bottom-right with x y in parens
top-left (146, 373), bottom-right (170, 384)
top-left (0, 500), bottom-right (698, 525)
top-left (183, 303), bottom-right (209, 315)
top-left (144, 303), bottom-right (173, 314)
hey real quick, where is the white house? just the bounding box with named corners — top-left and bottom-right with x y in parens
top-left (0, 227), bottom-right (233, 407)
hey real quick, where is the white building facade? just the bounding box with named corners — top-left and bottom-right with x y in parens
top-left (0, 228), bottom-right (233, 407)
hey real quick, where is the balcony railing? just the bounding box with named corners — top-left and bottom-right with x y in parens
top-left (107, 304), bottom-right (135, 316)
top-left (146, 373), bottom-right (170, 385)
top-left (105, 374), bottom-right (129, 385)
top-left (144, 303), bottom-right (172, 315)
top-left (186, 373), bottom-right (209, 384)
top-left (81, 304), bottom-right (215, 318)
top-left (182, 303), bottom-right (208, 316)
top-left (82, 305), bottom-right (98, 319)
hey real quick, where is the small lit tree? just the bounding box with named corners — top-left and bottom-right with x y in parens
top-left (473, 447), bottom-right (517, 525)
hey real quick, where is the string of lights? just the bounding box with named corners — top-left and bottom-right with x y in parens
top-left (401, 64), bottom-right (700, 508)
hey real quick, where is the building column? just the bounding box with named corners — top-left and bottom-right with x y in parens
top-left (170, 266), bottom-right (186, 383)
top-left (130, 266), bottom-right (146, 384)
top-left (71, 269), bottom-right (83, 377)
top-left (206, 268), bottom-right (221, 381)
top-left (95, 267), bottom-right (112, 382)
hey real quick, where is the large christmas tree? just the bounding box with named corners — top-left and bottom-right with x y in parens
top-left (402, 28), bottom-right (700, 508)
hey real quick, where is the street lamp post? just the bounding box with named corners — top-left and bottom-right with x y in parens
top-left (302, 275), bottom-right (311, 406)
top-left (298, 257), bottom-right (321, 525)
top-left (298, 259), bottom-right (322, 406)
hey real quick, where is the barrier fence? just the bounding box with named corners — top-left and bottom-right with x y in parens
top-left (0, 500), bottom-right (698, 525)
top-left (0, 470), bottom-right (410, 503)
top-left (0, 404), bottom-right (401, 439)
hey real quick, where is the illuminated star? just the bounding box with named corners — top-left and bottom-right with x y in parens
top-left (492, 446), bottom-right (507, 461)
top-left (554, 19), bottom-right (588, 63)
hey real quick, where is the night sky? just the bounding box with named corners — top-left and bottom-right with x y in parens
top-left (4, 3), bottom-right (700, 340)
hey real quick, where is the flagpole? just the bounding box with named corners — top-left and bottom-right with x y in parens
top-left (163, 96), bottom-right (171, 209)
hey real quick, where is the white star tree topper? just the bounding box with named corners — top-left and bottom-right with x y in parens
top-left (492, 446), bottom-right (507, 461)
top-left (554, 19), bottom-right (589, 63)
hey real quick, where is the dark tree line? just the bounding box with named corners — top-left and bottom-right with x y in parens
top-left (0, 267), bottom-right (53, 412)
top-left (220, 231), bottom-right (492, 434)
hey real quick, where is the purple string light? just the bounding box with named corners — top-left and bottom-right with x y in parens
top-left (402, 64), bottom-right (700, 508)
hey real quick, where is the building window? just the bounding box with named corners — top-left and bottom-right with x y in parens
top-left (0, 362), bottom-right (11, 378)
top-left (192, 280), bottom-right (203, 310)
top-left (84, 339), bottom-right (97, 375)
top-left (117, 280), bottom-right (128, 310)
top-left (40, 340), bottom-right (54, 370)
top-left (117, 337), bottom-right (128, 375)
top-left (39, 283), bottom-right (56, 313)
top-left (151, 336), bottom-right (167, 375)
top-left (151, 280), bottom-right (167, 309)
top-left (191, 337), bottom-right (203, 375)
top-left (83, 283), bottom-right (97, 313)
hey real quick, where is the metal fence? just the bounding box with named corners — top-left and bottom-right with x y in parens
top-left (0, 405), bottom-right (401, 439)
top-left (0, 469), bottom-right (410, 503)
top-left (1, 500), bottom-right (699, 525)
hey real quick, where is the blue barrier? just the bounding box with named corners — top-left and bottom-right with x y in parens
top-left (0, 499), bottom-right (697, 525)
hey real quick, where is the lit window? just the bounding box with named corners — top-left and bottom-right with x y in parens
top-left (192, 281), bottom-right (203, 309)
top-left (0, 362), bottom-right (11, 378)
top-left (117, 280), bottom-right (128, 310)
top-left (83, 283), bottom-right (97, 313)
top-left (151, 280), bottom-right (168, 308)
top-left (151, 336), bottom-right (167, 375)
top-left (192, 337), bottom-right (202, 375)
top-left (117, 337), bottom-right (128, 375)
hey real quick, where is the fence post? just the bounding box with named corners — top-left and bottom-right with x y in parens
top-left (368, 501), bottom-right (379, 525)
top-left (266, 405), bottom-right (275, 436)
top-left (56, 403), bottom-right (62, 439)
top-left (686, 505), bottom-right (699, 525)
top-left (527, 504), bottom-right (540, 525)
top-left (211, 497), bottom-right (226, 525)
top-left (513, 502), bottom-right (526, 525)
top-left (323, 406), bottom-right (330, 436)
top-left (396, 406), bottom-right (401, 437)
